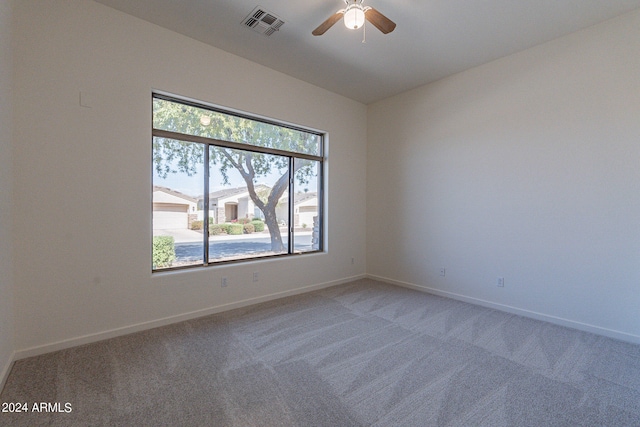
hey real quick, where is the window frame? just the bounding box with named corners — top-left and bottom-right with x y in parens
top-left (152, 93), bottom-right (325, 272)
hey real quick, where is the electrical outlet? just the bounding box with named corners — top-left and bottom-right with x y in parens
top-left (497, 277), bottom-right (504, 287)
top-left (221, 277), bottom-right (228, 287)
top-left (440, 268), bottom-right (446, 277)
top-left (253, 272), bottom-right (259, 282)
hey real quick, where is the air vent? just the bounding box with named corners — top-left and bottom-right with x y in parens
top-left (242, 6), bottom-right (285, 37)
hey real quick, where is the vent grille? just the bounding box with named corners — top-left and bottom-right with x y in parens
top-left (242, 6), bottom-right (284, 37)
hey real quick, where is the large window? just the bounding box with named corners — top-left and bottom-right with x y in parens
top-left (152, 94), bottom-right (324, 271)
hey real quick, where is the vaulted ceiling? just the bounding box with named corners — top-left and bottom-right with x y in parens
top-left (93, 0), bottom-right (640, 104)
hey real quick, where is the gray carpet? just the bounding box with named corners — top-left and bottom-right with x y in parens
top-left (2, 278), bottom-right (640, 426)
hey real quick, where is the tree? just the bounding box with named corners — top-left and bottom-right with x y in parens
top-left (152, 98), bottom-right (319, 252)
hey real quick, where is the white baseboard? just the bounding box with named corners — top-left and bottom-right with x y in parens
top-left (367, 274), bottom-right (640, 345)
top-left (14, 274), bottom-right (367, 361)
top-left (15, 271), bottom-right (636, 362)
top-left (0, 352), bottom-right (15, 394)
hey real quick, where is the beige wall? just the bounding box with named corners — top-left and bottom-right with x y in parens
top-left (12, 0), bottom-right (367, 355)
top-left (368, 9), bottom-right (640, 342)
top-left (0, 0), bottom-right (15, 384)
top-left (7, 0), bottom-right (640, 367)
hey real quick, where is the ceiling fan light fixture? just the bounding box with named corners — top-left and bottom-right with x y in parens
top-left (312, 0), bottom-right (394, 36)
top-left (343, 5), bottom-right (365, 30)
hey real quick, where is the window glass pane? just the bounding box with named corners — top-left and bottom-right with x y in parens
top-left (208, 145), bottom-right (289, 262)
top-left (152, 94), bottom-right (324, 271)
top-left (152, 138), bottom-right (204, 269)
top-left (294, 158), bottom-right (321, 253)
top-left (153, 97), bottom-right (321, 156)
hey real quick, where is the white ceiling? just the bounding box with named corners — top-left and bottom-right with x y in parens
top-left (93, 0), bottom-right (640, 104)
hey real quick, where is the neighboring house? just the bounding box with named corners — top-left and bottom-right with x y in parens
top-left (201, 184), bottom-right (271, 224)
top-left (276, 192), bottom-right (318, 228)
top-left (152, 186), bottom-right (198, 230)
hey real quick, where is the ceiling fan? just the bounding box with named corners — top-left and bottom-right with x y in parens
top-left (312, 0), bottom-right (396, 36)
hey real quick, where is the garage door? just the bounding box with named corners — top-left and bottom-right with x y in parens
top-left (153, 204), bottom-right (188, 230)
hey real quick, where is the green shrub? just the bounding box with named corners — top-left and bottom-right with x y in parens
top-left (238, 217), bottom-right (251, 224)
top-left (228, 223), bottom-right (243, 235)
top-left (251, 220), bottom-right (265, 232)
top-left (243, 223), bottom-right (255, 234)
top-left (221, 223), bottom-right (232, 234)
top-left (190, 220), bottom-right (203, 230)
top-left (209, 224), bottom-right (226, 235)
top-left (152, 236), bottom-right (175, 268)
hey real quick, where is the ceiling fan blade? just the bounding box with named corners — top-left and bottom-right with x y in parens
top-left (365, 8), bottom-right (396, 34)
top-left (312, 11), bottom-right (344, 36)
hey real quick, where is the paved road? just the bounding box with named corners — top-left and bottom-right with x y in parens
top-left (175, 234), bottom-right (313, 262)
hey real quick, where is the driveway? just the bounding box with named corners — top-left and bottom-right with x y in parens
top-left (153, 228), bottom-right (203, 243)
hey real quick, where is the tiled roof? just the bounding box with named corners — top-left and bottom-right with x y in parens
top-left (207, 184), bottom-right (271, 201)
top-left (153, 186), bottom-right (198, 203)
